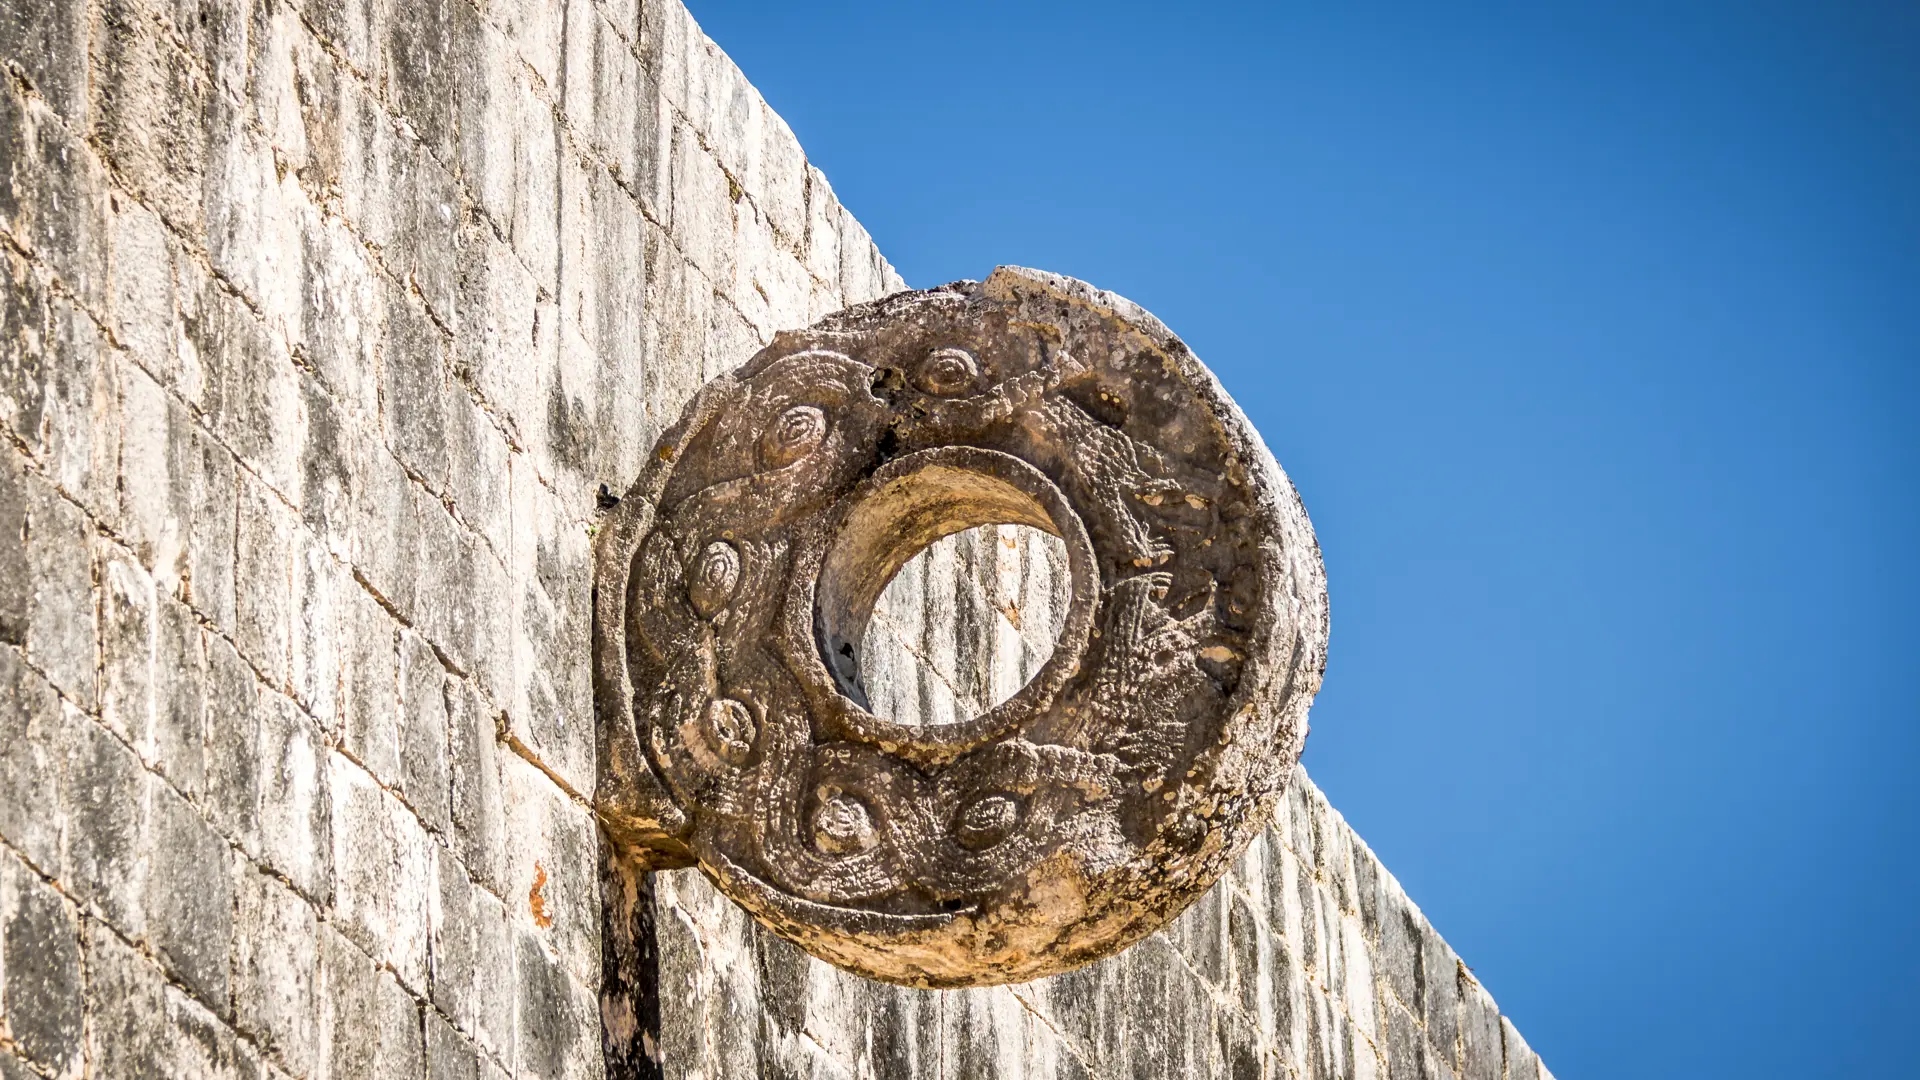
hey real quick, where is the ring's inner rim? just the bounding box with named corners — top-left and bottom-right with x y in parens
top-left (815, 463), bottom-right (1066, 715)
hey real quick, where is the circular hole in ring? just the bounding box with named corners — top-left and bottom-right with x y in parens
top-left (815, 462), bottom-right (1074, 727)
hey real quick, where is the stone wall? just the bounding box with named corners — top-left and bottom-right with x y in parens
top-left (0, 0), bottom-right (1552, 1078)
top-left (0, 0), bottom-right (896, 1076)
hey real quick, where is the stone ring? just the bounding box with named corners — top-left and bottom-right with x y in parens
top-left (594, 266), bottom-right (1328, 987)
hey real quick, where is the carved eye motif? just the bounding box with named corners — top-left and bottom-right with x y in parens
top-left (702, 697), bottom-right (757, 765)
top-left (688, 541), bottom-right (742, 619)
top-left (812, 788), bottom-right (878, 855)
top-left (761, 405), bottom-right (828, 468)
top-left (955, 793), bottom-right (1023, 851)
top-left (914, 347), bottom-right (980, 396)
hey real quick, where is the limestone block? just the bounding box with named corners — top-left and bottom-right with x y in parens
top-left (299, 362), bottom-right (360, 569)
top-left (347, 430), bottom-right (422, 622)
top-left (0, 82), bottom-right (110, 312)
top-left (0, 0), bottom-right (89, 127)
top-left (160, 0), bottom-right (250, 100)
top-left (144, 779), bottom-right (233, 1005)
top-left (89, 0), bottom-right (208, 238)
top-left (470, 881), bottom-right (519, 1063)
top-left (1377, 865), bottom-right (1423, 1013)
top-left (802, 166), bottom-right (841, 288)
top-left (190, 279), bottom-right (308, 504)
top-left (234, 860), bottom-right (322, 1077)
top-left (637, 233), bottom-right (712, 423)
top-left (398, 629), bottom-right (453, 833)
top-left (341, 581), bottom-right (403, 788)
top-left (1459, 970), bottom-right (1505, 1080)
top-left (427, 1007), bottom-right (496, 1080)
top-left (0, 263), bottom-right (119, 517)
top-left (637, 0), bottom-right (691, 124)
top-left (405, 490), bottom-right (482, 680)
top-left (0, 649), bottom-right (65, 874)
top-left (319, 926), bottom-right (428, 1080)
top-left (300, 0), bottom-right (386, 89)
top-left (256, 689), bottom-right (333, 902)
top-left (38, 297), bottom-right (120, 514)
top-left (0, 847), bottom-right (84, 1078)
top-left (835, 204), bottom-right (888, 307)
top-left (1420, 917), bottom-right (1465, 1073)
top-left (451, 223), bottom-right (560, 464)
top-left (142, 580), bottom-right (206, 803)
top-left (0, 253), bottom-right (49, 461)
top-left (630, 58), bottom-right (673, 227)
top-left (107, 196), bottom-right (176, 375)
top-left (1343, 910), bottom-right (1382, 1049)
top-left (61, 711), bottom-right (150, 934)
top-left (112, 357), bottom-right (182, 588)
top-left (428, 844), bottom-right (481, 1033)
top-left (504, 474), bottom-right (595, 795)
top-left (670, 123), bottom-right (735, 287)
top-left (454, 21), bottom-right (560, 289)
top-left (184, 419), bottom-right (240, 633)
top-left (293, 502), bottom-right (351, 734)
top-left (201, 631), bottom-right (263, 856)
top-left (943, 987), bottom-right (1086, 1080)
top-left (88, 928), bottom-right (263, 1079)
top-left (204, 96), bottom-right (306, 340)
top-left (565, 170), bottom-right (651, 487)
top-left (329, 754), bottom-right (431, 993)
top-left (686, 43), bottom-right (754, 185)
top-left (560, 0), bottom-right (641, 188)
top-left (236, 475), bottom-right (297, 686)
top-left (700, 287), bottom-right (758, 383)
top-left (384, 0), bottom-right (459, 163)
top-left (294, 211), bottom-right (385, 424)
top-left (317, 79), bottom-right (461, 324)
top-left (515, 928), bottom-right (602, 1080)
top-left (501, 754), bottom-right (599, 987)
top-left (448, 676), bottom-right (508, 894)
top-left (752, 102), bottom-right (807, 246)
top-left (99, 547), bottom-right (159, 753)
top-left (381, 277), bottom-right (454, 492)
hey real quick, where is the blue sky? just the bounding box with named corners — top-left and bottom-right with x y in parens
top-left (686, 2), bottom-right (1919, 1075)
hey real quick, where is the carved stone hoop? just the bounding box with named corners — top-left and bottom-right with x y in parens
top-left (593, 266), bottom-right (1328, 987)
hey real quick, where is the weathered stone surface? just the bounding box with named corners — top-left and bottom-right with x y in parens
top-left (234, 861), bottom-right (321, 1076)
top-left (0, 848), bottom-right (84, 1076)
top-left (596, 267), bottom-right (1330, 987)
top-left (0, 0), bottom-right (1549, 1074)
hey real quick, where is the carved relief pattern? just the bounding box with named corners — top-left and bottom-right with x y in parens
top-left (594, 267), bottom-right (1328, 987)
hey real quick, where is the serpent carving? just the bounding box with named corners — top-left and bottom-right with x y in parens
top-left (593, 267), bottom-right (1328, 987)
